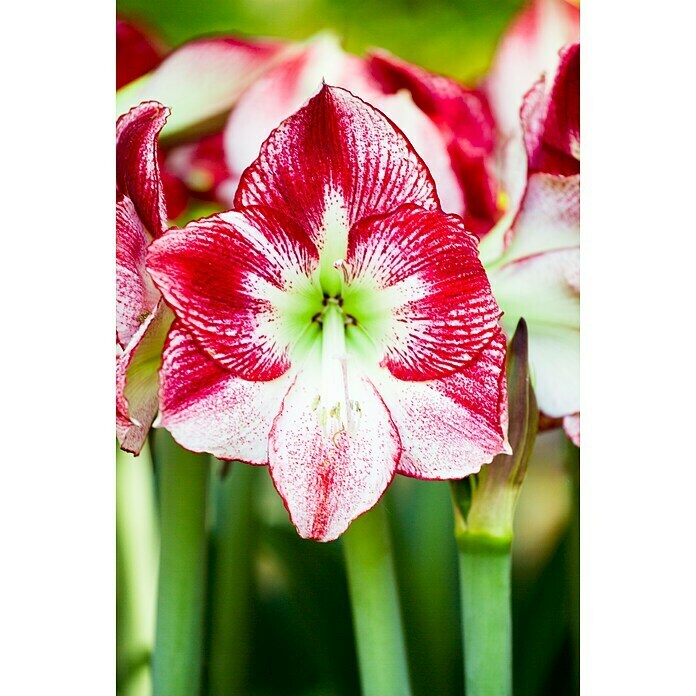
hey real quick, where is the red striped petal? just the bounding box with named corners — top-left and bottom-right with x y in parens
top-left (485, 0), bottom-right (579, 138)
top-left (522, 42), bottom-right (580, 175)
top-left (235, 84), bottom-right (439, 249)
top-left (368, 49), bottom-right (499, 233)
top-left (157, 325), bottom-right (292, 462)
top-left (116, 101), bottom-right (170, 237)
top-left (147, 207), bottom-right (320, 381)
top-left (116, 195), bottom-right (160, 348)
top-left (373, 330), bottom-right (509, 479)
top-left (224, 36), bottom-right (463, 216)
top-left (345, 205), bottom-right (502, 381)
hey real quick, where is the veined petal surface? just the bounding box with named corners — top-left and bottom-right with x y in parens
top-left (522, 42), bottom-right (580, 175)
top-left (147, 207), bottom-right (320, 380)
top-left (344, 205), bottom-right (501, 380)
top-left (485, 0), bottom-right (579, 138)
top-left (268, 367), bottom-right (401, 542)
top-left (157, 325), bottom-right (292, 462)
top-left (116, 195), bottom-right (161, 348)
top-left (116, 101), bottom-right (170, 237)
top-left (235, 84), bottom-right (439, 250)
top-left (225, 36), bottom-right (462, 215)
top-left (374, 330), bottom-right (509, 479)
top-left (367, 49), bottom-right (499, 231)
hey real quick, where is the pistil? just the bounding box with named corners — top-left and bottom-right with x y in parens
top-left (319, 302), bottom-right (351, 440)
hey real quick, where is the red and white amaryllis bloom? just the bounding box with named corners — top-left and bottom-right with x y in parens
top-left (481, 42), bottom-right (579, 444)
top-left (116, 101), bottom-right (174, 454)
top-left (223, 33), bottom-right (501, 233)
top-left (148, 85), bottom-right (509, 541)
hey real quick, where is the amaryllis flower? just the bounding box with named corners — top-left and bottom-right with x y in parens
top-left (485, 0), bottom-right (579, 141)
top-left (367, 49), bottom-right (499, 234)
top-left (481, 43), bottom-right (579, 444)
top-left (223, 33), bottom-right (501, 232)
top-left (116, 29), bottom-right (290, 211)
top-left (116, 101), bottom-right (174, 454)
top-left (147, 85), bottom-right (509, 541)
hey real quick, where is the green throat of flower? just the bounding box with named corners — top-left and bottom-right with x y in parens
top-left (281, 251), bottom-right (385, 440)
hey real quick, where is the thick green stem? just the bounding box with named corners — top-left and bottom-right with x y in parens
top-left (117, 444), bottom-right (159, 696)
top-left (458, 539), bottom-right (512, 696)
top-left (151, 432), bottom-right (210, 696)
top-left (206, 462), bottom-right (257, 696)
top-left (343, 503), bottom-right (412, 696)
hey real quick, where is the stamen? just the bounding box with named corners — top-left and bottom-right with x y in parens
top-left (332, 258), bottom-right (350, 298)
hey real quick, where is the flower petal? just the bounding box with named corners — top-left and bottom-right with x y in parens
top-left (344, 205), bottom-right (502, 380)
top-left (225, 36), bottom-right (462, 216)
top-left (157, 324), bottom-right (292, 462)
top-left (224, 35), bottom-right (375, 188)
top-left (147, 207), bottom-right (320, 380)
top-left (503, 172), bottom-right (579, 262)
top-left (374, 91), bottom-right (465, 217)
top-left (489, 248), bottom-right (579, 417)
top-left (368, 49), bottom-right (499, 232)
top-left (116, 36), bottom-right (288, 138)
top-left (116, 300), bottom-right (173, 454)
top-left (116, 195), bottom-right (161, 348)
top-left (268, 368), bottom-right (401, 542)
top-left (522, 42), bottom-right (580, 175)
top-left (234, 83), bottom-right (439, 249)
top-left (527, 322), bottom-right (579, 417)
top-left (116, 16), bottom-right (164, 90)
top-left (116, 101), bottom-right (170, 237)
top-left (491, 247), bottom-right (579, 329)
top-left (485, 0), bottom-right (579, 138)
top-left (373, 330), bottom-right (509, 479)
top-left (564, 412), bottom-right (580, 446)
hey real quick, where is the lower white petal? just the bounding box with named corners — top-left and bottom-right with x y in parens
top-left (268, 368), bottom-right (400, 542)
top-left (158, 326), bottom-right (292, 462)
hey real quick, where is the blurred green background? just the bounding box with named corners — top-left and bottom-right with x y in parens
top-left (117, 0), bottom-right (524, 83)
top-left (116, 1), bottom-right (579, 694)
